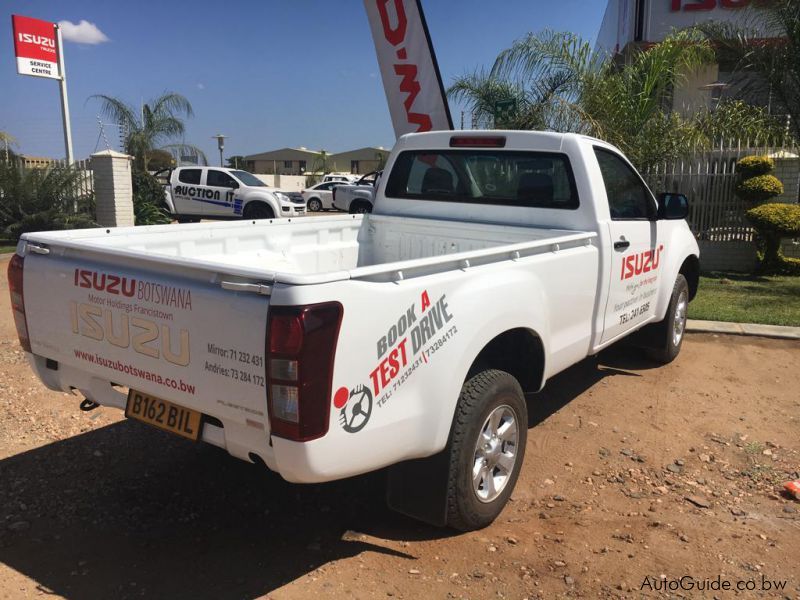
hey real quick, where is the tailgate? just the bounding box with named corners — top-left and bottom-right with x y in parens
top-left (22, 251), bottom-right (271, 428)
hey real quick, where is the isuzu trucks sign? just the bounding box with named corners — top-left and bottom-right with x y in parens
top-left (12, 15), bottom-right (60, 79)
top-left (364, 0), bottom-right (453, 138)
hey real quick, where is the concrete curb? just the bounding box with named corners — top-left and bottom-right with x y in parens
top-left (687, 319), bottom-right (800, 340)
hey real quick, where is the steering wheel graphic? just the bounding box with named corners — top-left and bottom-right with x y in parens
top-left (339, 384), bottom-right (373, 433)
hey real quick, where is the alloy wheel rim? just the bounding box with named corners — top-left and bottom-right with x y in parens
top-left (673, 290), bottom-right (688, 347)
top-left (472, 405), bottom-right (518, 503)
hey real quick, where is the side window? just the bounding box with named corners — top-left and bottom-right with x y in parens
top-left (207, 170), bottom-right (237, 188)
top-left (593, 148), bottom-right (654, 219)
top-left (178, 169), bottom-right (201, 185)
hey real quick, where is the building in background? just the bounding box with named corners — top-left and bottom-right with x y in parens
top-left (244, 147), bottom-right (321, 175)
top-left (595, 0), bottom-right (784, 117)
top-left (244, 146), bottom-right (389, 175)
top-left (329, 147), bottom-right (388, 175)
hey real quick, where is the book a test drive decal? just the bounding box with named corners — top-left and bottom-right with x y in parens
top-left (334, 289), bottom-right (456, 433)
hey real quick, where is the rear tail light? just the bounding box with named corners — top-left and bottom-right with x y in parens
top-left (7, 254), bottom-right (31, 352)
top-left (449, 135), bottom-right (506, 148)
top-left (266, 302), bottom-right (343, 441)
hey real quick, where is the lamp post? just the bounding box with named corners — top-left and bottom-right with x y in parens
top-left (212, 134), bottom-right (227, 166)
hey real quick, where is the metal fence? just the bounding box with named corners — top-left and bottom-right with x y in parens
top-left (641, 140), bottom-right (799, 243)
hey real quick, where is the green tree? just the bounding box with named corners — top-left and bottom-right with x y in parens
top-left (225, 155), bottom-right (248, 170)
top-left (0, 161), bottom-right (96, 240)
top-left (90, 92), bottom-right (206, 171)
top-left (694, 0), bottom-right (800, 140)
top-left (1, 131), bottom-right (17, 162)
top-left (447, 30), bottom-right (790, 169)
top-left (311, 150), bottom-right (336, 174)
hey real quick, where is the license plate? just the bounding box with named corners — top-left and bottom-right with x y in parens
top-left (125, 389), bottom-right (203, 441)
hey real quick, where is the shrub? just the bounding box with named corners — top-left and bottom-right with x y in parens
top-left (132, 170), bottom-right (171, 225)
top-left (746, 203), bottom-right (800, 236)
top-left (0, 161), bottom-right (96, 240)
top-left (746, 203), bottom-right (800, 273)
top-left (736, 155), bottom-right (774, 178)
top-left (736, 174), bottom-right (784, 205)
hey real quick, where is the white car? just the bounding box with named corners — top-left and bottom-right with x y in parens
top-left (301, 181), bottom-right (343, 211)
top-left (11, 130), bottom-right (699, 531)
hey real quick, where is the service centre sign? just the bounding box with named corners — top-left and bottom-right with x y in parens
top-left (12, 15), bottom-right (60, 79)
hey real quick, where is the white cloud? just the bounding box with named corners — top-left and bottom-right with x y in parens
top-left (196, 83), bottom-right (205, 90)
top-left (57, 20), bottom-right (109, 45)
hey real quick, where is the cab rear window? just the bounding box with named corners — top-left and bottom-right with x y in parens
top-left (385, 150), bottom-right (579, 209)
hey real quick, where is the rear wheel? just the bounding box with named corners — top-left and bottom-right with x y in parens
top-left (645, 274), bottom-right (689, 364)
top-left (350, 201), bottom-right (371, 214)
top-left (307, 198), bottom-right (322, 212)
top-left (244, 203), bottom-right (275, 219)
top-left (445, 369), bottom-right (527, 531)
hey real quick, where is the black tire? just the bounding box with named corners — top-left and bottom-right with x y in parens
top-left (307, 198), bottom-right (322, 212)
top-left (244, 203), bottom-right (275, 219)
top-left (645, 274), bottom-right (689, 364)
top-left (176, 216), bottom-right (200, 224)
top-left (349, 201), bottom-right (371, 214)
top-left (445, 369), bottom-right (527, 531)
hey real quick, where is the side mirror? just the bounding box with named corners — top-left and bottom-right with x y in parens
top-left (657, 192), bottom-right (689, 220)
top-left (229, 181), bottom-right (239, 189)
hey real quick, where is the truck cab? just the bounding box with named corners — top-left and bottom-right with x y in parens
top-left (162, 166), bottom-right (305, 221)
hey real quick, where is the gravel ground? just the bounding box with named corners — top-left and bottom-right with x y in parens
top-left (0, 256), bottom-right (798, 599)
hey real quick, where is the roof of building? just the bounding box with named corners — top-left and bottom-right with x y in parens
top-left (244, 147), bottom-right (322, 161)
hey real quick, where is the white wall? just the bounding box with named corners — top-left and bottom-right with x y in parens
top-left (252, 174), bottom-right (310, 191)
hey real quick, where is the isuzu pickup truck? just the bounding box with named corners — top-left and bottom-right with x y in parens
top-left (332, 170), bottom-right (381, 213)
top-left (9, 131), bottom-right (699, 530)
top-left (159, 166), bottom-right (305, 222)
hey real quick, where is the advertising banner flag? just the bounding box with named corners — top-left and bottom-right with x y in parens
top-left (12, 15), bottom-right (60, 79)
top-left (363, 0), bottom-right (453, 139)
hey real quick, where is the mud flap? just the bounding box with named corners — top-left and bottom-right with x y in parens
top-left (386, 450), bottom-right (450, 527)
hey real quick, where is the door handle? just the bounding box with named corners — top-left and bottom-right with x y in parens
top-left (614, 240), bottom-right (630, 251)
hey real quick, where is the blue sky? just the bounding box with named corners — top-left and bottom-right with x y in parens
top-left (3, 1), bottom-right (607, 162)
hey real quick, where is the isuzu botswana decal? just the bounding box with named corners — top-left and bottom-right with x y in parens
top-left (334, 289), bottom-right (456, 433)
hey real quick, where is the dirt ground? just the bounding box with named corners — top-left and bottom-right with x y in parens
top-left (0, 255), bottom-right (798, 600)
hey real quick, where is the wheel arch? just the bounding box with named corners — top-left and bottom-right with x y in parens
top-left (679, 254), bottom-right (700, 301)
top-left (466, 328), bottom-right (546, 395)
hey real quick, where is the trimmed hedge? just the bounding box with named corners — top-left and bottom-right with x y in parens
top-left (736, 174), bottom-right (784, 205)
top-left (746, 202), bottom-right (800, 273)
top-left (746, 203), bottom-right (800, 236)
top-left (736, 155), bottom-right (774, 178)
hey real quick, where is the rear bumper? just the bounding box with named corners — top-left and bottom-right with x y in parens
top-left (26, 352), bottom-right (279, 473)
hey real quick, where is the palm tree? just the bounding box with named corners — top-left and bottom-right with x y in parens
top-left (0, 131), bottom-right (17, 162)
top-left (694, 0), bottom-right (800, 140)
top-left (451, 29), bottom-right (719, 168)
top-left (90, 92), bottom-right (206, 170)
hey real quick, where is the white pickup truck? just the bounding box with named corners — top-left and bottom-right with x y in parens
top-left (9, 131), bottom-right (699, 530)
top-left (159, 166), bottom-right (305, 222)
top-left (332, 170), bottom-right (380, 213)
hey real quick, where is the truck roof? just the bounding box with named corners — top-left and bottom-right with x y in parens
top-left (395, 130), bottom-right (608, 152)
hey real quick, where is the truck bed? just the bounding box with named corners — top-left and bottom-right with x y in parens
top-left (22, 214), bottom-right (595, 285)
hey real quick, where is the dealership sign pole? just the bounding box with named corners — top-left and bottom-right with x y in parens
top-left (11, 15), bottom-right (74, 164)
top-left (363, 0), bottom-right (453, 139)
